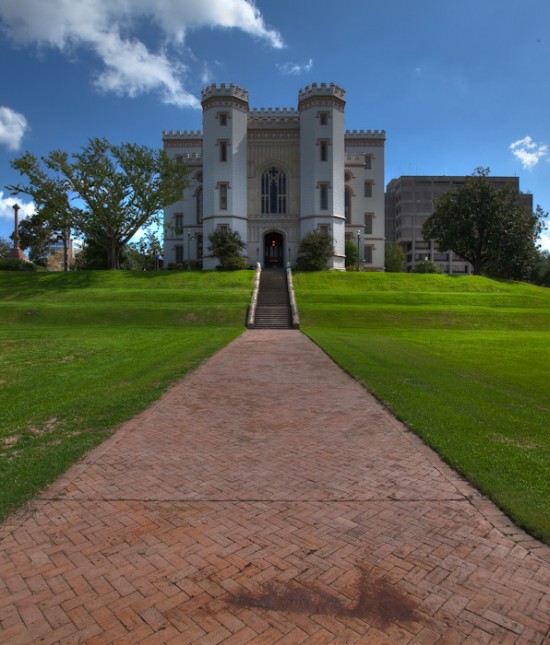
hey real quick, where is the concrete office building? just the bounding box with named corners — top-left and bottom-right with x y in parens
top-left (385, 175), bottom-right (533, 273)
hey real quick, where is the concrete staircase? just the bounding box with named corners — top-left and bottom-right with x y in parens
top-left (253, 269), bottom-right (292, 329)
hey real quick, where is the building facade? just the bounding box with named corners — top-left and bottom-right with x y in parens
top-left (163, 83), bottom-right (385, 270)
top-left (385, 175), bottom-right (533, 273)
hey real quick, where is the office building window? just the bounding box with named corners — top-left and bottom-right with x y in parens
top-left (319, 112), bottom-right (329, 125)
top-left (174, 213), bottom-right (183, 235)
top-left (219, 112), bottom-right (228, 126)
top-left (364, 181), bottom-right (373, 198)
top-left (175, 245), bottom-right (183, 264)
top-left (364, 245), bottom-right (373, 264)
top-left (364, 155), bottom-right (372, 169)
top-left (196, 234), bottom-right (203, 259)
top-left (320, 140), bottom-right (329, 162)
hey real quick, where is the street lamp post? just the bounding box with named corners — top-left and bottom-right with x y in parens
top-left (356, 229), bottom-right (361, 272)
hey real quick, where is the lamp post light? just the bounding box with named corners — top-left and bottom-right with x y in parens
top-left (356, 229), bottom-right (361, 272)
top-left (187, 230), bottom-right (195, 271)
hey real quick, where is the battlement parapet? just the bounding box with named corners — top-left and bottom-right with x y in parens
top-left (249, 107), bottom-right (299, 115)
top-left (298, 82), bottom-right (346, 101)
top-left (201, 83), bottom-right (249, 102)
top-left (345, 129), bottom-right (386, 138)
top-left (162, 130), bottom-right (203, 138)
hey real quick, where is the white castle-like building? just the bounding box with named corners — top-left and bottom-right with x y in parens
top-left (163, 83), bottom-right (385, 270)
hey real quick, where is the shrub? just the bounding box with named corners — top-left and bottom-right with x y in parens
top-left (385, 242), bottom-right (406, 272)
top-left (296, 231), bottom-right (333, 271)
top-left (412, 260), bottom-right (442, 274)
top-left (345, 239), bottom-right (359, 270)
top-left (0, 258), bottom-right (41, 271)
top-left (218, 255), bottom-right (248, 271)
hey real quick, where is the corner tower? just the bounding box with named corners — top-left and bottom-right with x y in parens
top-left (201, 84), bottom-right (249, 269)
top-left (298, 83), bottom-right (346, 270)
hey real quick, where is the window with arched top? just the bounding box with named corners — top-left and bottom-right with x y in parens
top-left (345, 187), bottom-right (352, 223)
top-left (196, 188), bottom-right (203, 223)
top-left (261, 167), bottom-right (287, 215)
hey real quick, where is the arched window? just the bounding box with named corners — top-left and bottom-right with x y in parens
top-left (345, 187), bottom-right (352, 223)
top-left (261, 167), bottom-right (286, 215)
top-left (196, 188), bottom-right (203, 224)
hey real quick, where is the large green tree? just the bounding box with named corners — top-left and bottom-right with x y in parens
top-left (423, 168), bottom-right (543, 279)
top-left (8, 138), bottom-right (189, 269)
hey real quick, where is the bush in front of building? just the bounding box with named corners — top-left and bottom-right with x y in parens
top-left (296, 231), bottom-right (334, 271)
top-left (0, 258), bottom-right (42, 271)
top-left (385, 242), bottom-right (406, 272)
top-left (412, 260), bottom-right (442, 274)
top-left (344, 238), bottom-right (359, 270)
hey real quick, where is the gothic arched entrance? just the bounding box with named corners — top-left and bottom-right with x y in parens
top-left (264, 232), bottom-right (284, 268)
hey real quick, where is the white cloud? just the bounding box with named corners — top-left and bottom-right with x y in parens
top-left (0, 191), bottom-right (36, 222)
top-left (0, 0), bottom-right (283, 107)
top-left (510, 136), bottom-right (548, 170)
top-left (539, 229), bottom-right (550, 252)
top-left (277, 58), bottom-right (313, 76)
top-left (0, 107), bottom-right (29, 150)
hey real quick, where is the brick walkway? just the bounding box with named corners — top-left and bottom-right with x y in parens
top-left (1, 330), bottom-right (550, 644)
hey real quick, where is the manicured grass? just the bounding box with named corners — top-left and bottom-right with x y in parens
top-left (0, 270), bottom-right (254, 519)
top-left (293, 272), bottom-right (550, 543)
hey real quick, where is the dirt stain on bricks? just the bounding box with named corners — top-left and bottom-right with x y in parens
top-left (227, 568), bottom-right (419, 627)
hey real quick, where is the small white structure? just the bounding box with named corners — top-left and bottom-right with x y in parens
top-left (163, 83), bottom-right (385, 270)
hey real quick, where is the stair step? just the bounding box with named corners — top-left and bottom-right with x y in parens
top-left (253, 269), bottom-right (292, 329)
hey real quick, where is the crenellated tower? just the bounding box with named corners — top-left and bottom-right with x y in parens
top-left (298, 83), bottom-right (346, 270)
top-left (201, 83), bottom-right (249, 268)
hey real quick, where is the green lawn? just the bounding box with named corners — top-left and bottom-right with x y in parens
top-left (293, 272), bottom-right (550, 543)
top-left (2, 270), bottom-right (549, 544)
top-left (0, 270), bottom-right (254, 519)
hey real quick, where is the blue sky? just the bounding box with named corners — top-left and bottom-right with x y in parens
top-left (1, 0), bottom-right (549, 249)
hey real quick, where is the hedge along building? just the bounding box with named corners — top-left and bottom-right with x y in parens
top-left (163, 83), bottom-right (385, 270)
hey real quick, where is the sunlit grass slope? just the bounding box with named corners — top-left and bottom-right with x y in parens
top-left (0, 270), bottom-right (253, 519)
top-left (293, 272), bottom-right (550, 543)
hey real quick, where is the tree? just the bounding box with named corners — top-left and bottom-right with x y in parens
top-left (296, 231), bottom-right (333, 270)
top-left (8, 138), bottom-right (189, 269)
top-left (207, 228), bottom-right (247, 270)
top-left (385, 242), bottom-right (406, 272)
top-left (0, 237), bottom-right (11, 258)
top-left (531, 249), bottom-right (550, 287)
top-left (8, 152), bottom-right (75, 270)
top-left (120, 230), bottom-right (164, 271)
top-left (344, 238), bottom-right (358, 270)
top-left (423, 168), bottom-right (543, 279)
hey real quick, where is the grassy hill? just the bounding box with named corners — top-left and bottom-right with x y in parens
top-left (1, 269), bottom-right (549, 543)
top-left (293, 272), bottom-right (550, 542)
top-left (0, 270), bottom-right (254, 519)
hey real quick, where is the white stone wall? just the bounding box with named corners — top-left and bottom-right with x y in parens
top-left (345, 131), bottom-right (386, 270)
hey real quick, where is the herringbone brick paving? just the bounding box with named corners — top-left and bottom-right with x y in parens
top-left (1, 330), bottom-right (549, 644)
